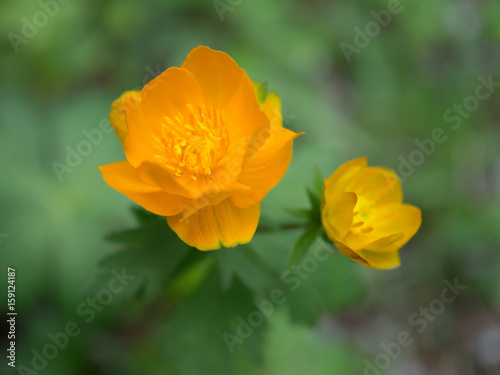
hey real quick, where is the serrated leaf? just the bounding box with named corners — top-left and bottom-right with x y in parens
top-left (161, 270), bottom-right (265, 375)
top-left (89, 210), bottom-right (192, 302)
top-left (284, 240), bottom-right (365, 325)
top-left (167, 253), bottom-right (214, 300)
top-left (306, 188), bottom-right (320, 210)
top-left (131, 206), bottom-right (158, 223)
top-left (216, 245), bottom-right (278, 292)
top-left (264, 310), bottom-right (364, 375)
top-left (306, 188), bottom-right (322, 226)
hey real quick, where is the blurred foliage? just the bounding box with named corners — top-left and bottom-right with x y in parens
top-left (1, 0), bottom-right (500, 374)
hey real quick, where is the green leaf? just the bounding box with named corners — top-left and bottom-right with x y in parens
top-left (283, 239), bottom-right (365, 325)
top-left (306, 188), bottom-right (322, 226)
top-left (249, 231), bottom-right (364, 326)
top-left (306, 188), bottom-right (320, 211)
top-left (216, 244), bottom-right (278, 292)
top-left (285, 226), bottom-right (321, 269)
top-left (312, 166), bottom-right (324, 198)
top-left (161, 270), bottom-right (265, 375)
top-left (88, 209), bottom-right (193, 302)
top-left (287, 169), bottom-right (323, 224)
top-left (263, 309), bottom-right (364, 375)
top-left (167, 253), bottom-right (215, 301)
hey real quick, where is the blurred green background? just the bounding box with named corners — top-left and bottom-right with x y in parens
top-left (1, 0), bottom-right (500, 374)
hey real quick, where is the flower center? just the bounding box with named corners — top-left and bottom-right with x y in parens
top-left (154, 104), bottom-right (230, 180)
top-left (351, 196), bottom-right (375, 234)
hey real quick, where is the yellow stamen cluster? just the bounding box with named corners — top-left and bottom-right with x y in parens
top-left (155, 104), bottom-right (230, 180)
top-left (351, 196), bottom-right (375, 234)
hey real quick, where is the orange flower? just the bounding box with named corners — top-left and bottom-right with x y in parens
top-left (99, 46), bottom-right (302, 250)
top-left (321, 157), bottom-right (421, 269)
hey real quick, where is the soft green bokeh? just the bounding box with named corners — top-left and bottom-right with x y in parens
top-left (1, 0), bottom-right (499, 374)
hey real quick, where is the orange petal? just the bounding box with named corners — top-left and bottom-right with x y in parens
top-left (367, 204), bottom-right (421, 253)
top-left (136, 159), bottom-right (252, 210)
top-left (356, 248), bottom-right (401, 269)
top-left (376, 167), bottom-right (403, 202)
top-left (136, 160), bottom-right (193, 198)
top-left (175, 182), bottom-right (252, 223)
top-left (140, 67), bottom-right (205, 127)
top-left (99, 161), bottom-right (186, 216)
top-left (321, 191), bottom-right (357, 240)
top-left (230, 127), bottom-right (302, 208)
top-left (332, 240), bottom-right (370, 268)
top-left (364, 233), bottom-right (405, 251)
top-left (342, 203), bottom-right (421, 253)
top-left (324, 157), bottom-right (367, 195)
top-left (123, 99), bottom-right (160, 168)
top-left (333, 236), bottom-right (401, 269)
top-left (225, 74), bottom-right (271, 150)
top-left (182, 46), bottom-right (269, 145)
top-left (109, 91), bottom-right (141, 145)
top-left (167, 199), bottom-right (260, 251)
top-left (345, 167), bottom-right (403, 204)
top-left (181, 46), bottom-right (244, 110)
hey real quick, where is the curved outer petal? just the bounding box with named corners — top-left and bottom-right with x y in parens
top-left (135, 160), bottom-right (193, 198)
top-left (182, 46), bottom-right (270, 146)
top-left (321, 191), bottom-right (357, 240)
top-left (109, 91), bottom-right (141, 145)
top-left (324, 157), bottom-right (367, 196)
top-left (333, 240), bottom-right (370, 267)
top-left (140, 67), bottom-right (205, 126)
top-left (123, 96), bottom-right (160, 168)
top-left (136, 159), bottom-right (252, 204)
top-left (224, 74), bottom-right (271, 149)
top-left (99, 161), bottom-right (187, 216)
top-left (200, 74), bottom-right (272, 193)
top-left (167, 199), bottom-right (260, 251)
top-left (345, 166), bottom-right (403, 204)
top-left (365, 204), bottom-right (421, 252)
top-left (331, 234), bottom-right (403, 269)
top-left (356, 248), bottom-right (401, 269)
top-left (342, 203), bottom-right (421, 252)
top-left (230, 127), bottom-right (302, 208)
top-left (123, 67), bottom-right (207, 169)
top-left (181, 46), bottom-right (244, 110)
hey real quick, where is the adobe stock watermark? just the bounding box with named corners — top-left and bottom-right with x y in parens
top-left (358, 278), bottom-right (467, 375)
top-left (222, 238), bottom-right (336, 354)
top-left (52, 119), bottom-right (114, 182)
top-left (394, 74), bottom-right (499, 183)
top-left (340, 0), bottom-right (405, 63)
top-left (52, 64), bottom-right (164, 182)
top-left (282, 106), bottom-right (297, 126)
top-left (8, 0), bottom-right (73, 54)
top-left (15, 268), bottom-right (135, 375)
top-left (213, 0), bottom-right (243, 21)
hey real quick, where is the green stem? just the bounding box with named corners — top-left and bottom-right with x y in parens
top-left (257, 222), bottom-right (306, 232)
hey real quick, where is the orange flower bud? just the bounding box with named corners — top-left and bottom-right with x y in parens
top-left (321, 157), bottom-right (421, 269)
